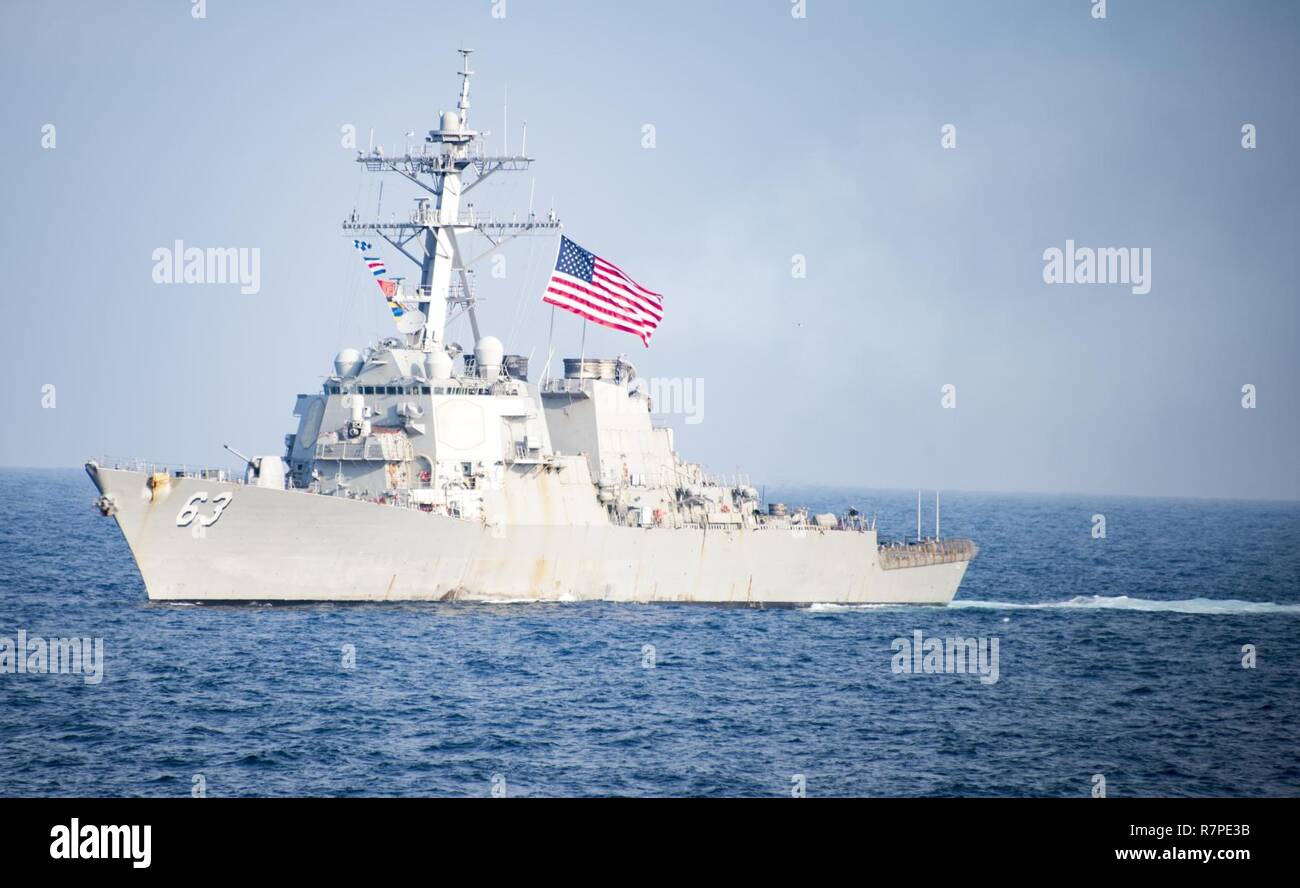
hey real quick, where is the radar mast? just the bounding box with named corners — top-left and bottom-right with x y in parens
top-left (343, 49), bottom-right (561, 349)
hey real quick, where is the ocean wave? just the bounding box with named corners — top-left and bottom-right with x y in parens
top-left (949, 595), bottom-right (1300, 615)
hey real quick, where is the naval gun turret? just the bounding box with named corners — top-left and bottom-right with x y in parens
top-left (223, 444), bottom-right (286, 490)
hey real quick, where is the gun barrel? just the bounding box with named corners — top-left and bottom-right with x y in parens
top-left (222, 444), bottom-right (253, 466)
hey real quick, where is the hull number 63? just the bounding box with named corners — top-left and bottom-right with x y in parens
top-left (176, 492), bottom-right (234, 528)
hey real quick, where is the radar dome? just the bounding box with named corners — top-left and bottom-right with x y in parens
top-left (425, 350), bottom-right (454, 380)
top-left (474, 336), bottom-right (504, 379)
top-left (334, 348), bottom-right (363, 378)
top-left (440, 110), bottom-right (460, 132)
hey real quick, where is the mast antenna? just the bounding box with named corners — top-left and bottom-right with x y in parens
top-left (457, 47), bottom-right (475, 121)
top-left (342, 50), bottom-right (560, 351)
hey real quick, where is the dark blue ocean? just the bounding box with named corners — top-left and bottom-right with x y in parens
top-left (1, 468), bottom-right (1297, 797)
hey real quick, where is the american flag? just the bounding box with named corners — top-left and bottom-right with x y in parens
top-left (543, 236), bottom-right (664, 346)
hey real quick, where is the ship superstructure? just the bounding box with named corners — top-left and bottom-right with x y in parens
top-left (87, 53), bottom-right (976, 604)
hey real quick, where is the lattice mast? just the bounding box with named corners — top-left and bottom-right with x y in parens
top-left (342, 49), bottom-right (561, 349)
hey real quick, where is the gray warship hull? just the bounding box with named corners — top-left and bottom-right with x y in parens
top-left (87, 53), bottom-right (978, 606)
top-left (88, 464), bottom-right (971, 605)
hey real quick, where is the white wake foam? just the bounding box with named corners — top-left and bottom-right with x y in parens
top-left (806, 602), bottom-right (902, 612)
top-left (948, 595), bottom-right (1300, 615)
top-left (462, 598), bottom-right (545, 605)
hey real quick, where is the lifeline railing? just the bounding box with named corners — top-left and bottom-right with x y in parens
top-left (91, 456), bottom-right (245, 484)
top-left (878, 538), bottom-right (978, 570)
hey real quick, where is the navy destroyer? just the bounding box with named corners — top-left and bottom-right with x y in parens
top-left (86, 52), bottom-right (976, 604)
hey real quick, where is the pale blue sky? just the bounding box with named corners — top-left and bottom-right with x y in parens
top-left (1, 0), bottom-right (1297, 500)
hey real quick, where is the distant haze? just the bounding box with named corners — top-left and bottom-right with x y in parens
top-left (1, 1), bottom-right (1296, 500)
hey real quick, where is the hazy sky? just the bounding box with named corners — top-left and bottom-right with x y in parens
top-left (1, 0), bottom-right (1297, 500)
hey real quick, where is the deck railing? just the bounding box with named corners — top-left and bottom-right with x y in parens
top-left (91, 456), bottom-right (245, 484)
top-left (878, 538), bottom-right (978, 570)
